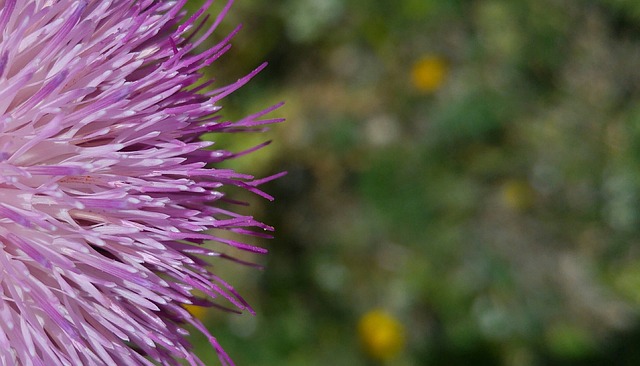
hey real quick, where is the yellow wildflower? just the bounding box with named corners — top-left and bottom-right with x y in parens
top-left (411, 56), bottom-right (448, 93)
top-left (183, 304), bottom-right (209, 321)
top-left (502, 179), bottom-right (535, 211)
top-left (358, 309), bottom-right (405, 360)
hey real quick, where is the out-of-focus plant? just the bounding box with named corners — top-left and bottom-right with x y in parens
top-left (358, 309), bottom-right (406, 362)
top-left (188, 0), bottom-right (640, 365)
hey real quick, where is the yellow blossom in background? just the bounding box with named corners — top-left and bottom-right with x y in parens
top-left (358, 309), bottom-right (405, 361)
top-left (501, 179), bottom-right (535, 212)
top-left (184, 304), bottom-right (209, 321)
top-left (411, 55), bottom-right (449, 93)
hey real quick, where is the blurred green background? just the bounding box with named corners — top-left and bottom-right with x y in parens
top-left (184, 0), bottom-right (640, 365)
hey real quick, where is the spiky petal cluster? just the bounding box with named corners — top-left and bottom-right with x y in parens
top-left (0, 0), bottom-right (282, 365)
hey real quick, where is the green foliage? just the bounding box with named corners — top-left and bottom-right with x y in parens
top-left (189, 0), bottom-right (640, 364)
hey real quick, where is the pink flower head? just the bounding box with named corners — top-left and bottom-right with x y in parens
top-left (0, 0), bottom-right (283, 365)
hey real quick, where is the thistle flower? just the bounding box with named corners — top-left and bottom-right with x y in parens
top-left (0, 1), bottom-right (283, 365)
